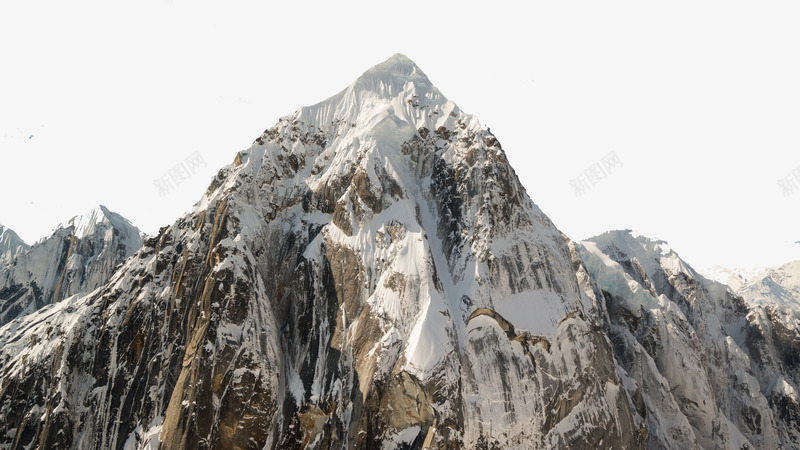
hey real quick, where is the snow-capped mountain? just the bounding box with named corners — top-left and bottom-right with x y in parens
top-left (728, 261), bottom-right (800, 308)
top-left (703, 261), bottom-right (800, 308)
top-left (0, 54), bottom-right (641, 449)
top-left (577, 230), bottom-right (800, 448)
top-left (700, 265), bottom-right (765, 292)
top-left (0, 55), bottom-right (797, 449)
top-left (0, 205), bottom-right (144, 326)
top-left (0, 225), bottom-right (28, 266)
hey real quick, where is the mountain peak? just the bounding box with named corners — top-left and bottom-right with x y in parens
top-left (0, 224), bottom-right (28, 262)
top-left (0, 224), bottom-right (26, 243)
top-left (50, 205), bottom-right (144, 256)
top-left (584, 229), bottom-right (698, 283)
top-left (355, 53), bottom-right (431, 90)
top-left (291, 54), bottom-right (479, 145)
top-left (379, 52), bottom-right (417, 68)
top-left (349, 53), bottom-right (434, 103)
top-left (593, 229), bottom-right (672, 251)
top-left (56, 205), bottom-right (112, 238)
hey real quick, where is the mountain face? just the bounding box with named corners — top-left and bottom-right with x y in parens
top-left (0, 225), bottom-right (28, 267)
top-left (0, 205), bottom-right (144, 326)
top-left (729, 261), bottom-right (800, 308)
top-left (0, 55), bottom-right (797, 449)
top-left (703, 259), bottom-right (800, 440)
top-left (577, 231), bottom-right (800, 448)
top-left (720, 260), bottom-right (800, 446)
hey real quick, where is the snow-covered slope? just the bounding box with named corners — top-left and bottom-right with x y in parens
top-left (703, 261), bottom-right (800, 308)
top-left (731, 261), bottom-right (800, 308)
top-left (0, 225), bottom-right (28, 266)
top-left (577, 230), bottom-right (800, 447)
top-left (0, 205), bottom-right (145, 326)
top-left (700, 265), bottom-right (765, 292)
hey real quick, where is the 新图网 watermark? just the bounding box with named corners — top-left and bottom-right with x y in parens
top-left (154, 152), bottom-right (207, 197)
top-left (777, 165), bottom-right (800, 197)
top-left (570, 151), bottom-right (623, 197)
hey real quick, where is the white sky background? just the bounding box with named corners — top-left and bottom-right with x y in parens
top-left (1, 1), bottom-right (798, 271)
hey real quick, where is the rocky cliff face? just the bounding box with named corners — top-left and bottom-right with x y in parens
top-left (0, 205), bottom-right (144, 326)
top-left (0, 55), bottom-right (796, 449)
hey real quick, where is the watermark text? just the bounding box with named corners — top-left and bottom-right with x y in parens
top-left (570, 152), bottom-right (623, 197)
top-left (154, 152), bottom-right (207, 197)
top-left (777, 165), bottom-right (800, 197)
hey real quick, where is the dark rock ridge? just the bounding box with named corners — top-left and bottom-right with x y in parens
top-left (0, 55), bottom-right (797, 449)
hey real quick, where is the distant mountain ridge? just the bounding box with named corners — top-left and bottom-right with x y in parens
top-left (578, 230), bottom-right (800, 448)
top-left (0, 224), bottom-right (28, 266)
top-left (704, 261), bottom-right (800, 307)
top-left (0, 205), bottom-right (144, 326)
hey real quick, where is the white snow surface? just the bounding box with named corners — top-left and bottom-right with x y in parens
top-left (296, 53), bottom-right (479, 137)
top-left (700, 265), bottom-right (767, 291)
top-left (736, 261), bottom-right (800, 307)
top-left (704, 261), bottom-right (800, 337)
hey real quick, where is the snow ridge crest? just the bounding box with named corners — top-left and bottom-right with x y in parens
top-left (293, 54), bottom-right (480, 137)
top-left (52, 205), bottom-right (144, 257)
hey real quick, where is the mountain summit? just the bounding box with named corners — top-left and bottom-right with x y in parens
top-left (351, 53), bottom-right (434, 94)
top-left (1, 55), bottom-right (799, 449)
top-left (54, 205), bottom-right (144, 255)
top-left (0, 224), bottom-right (28, 265)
